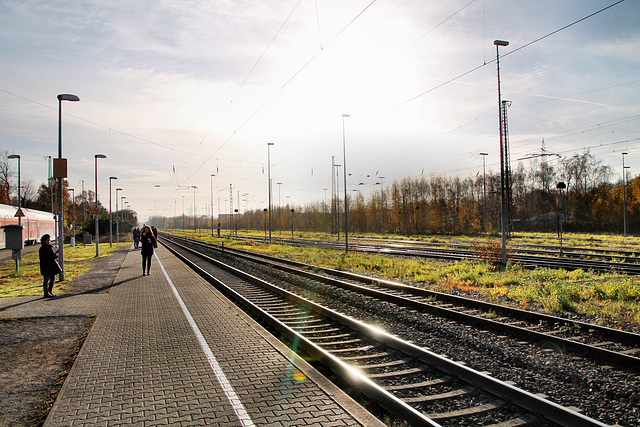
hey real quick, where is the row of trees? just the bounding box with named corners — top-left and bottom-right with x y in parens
top-left (150, 150), bottom-right (638, 237)
top-left (4, 150), bottom-right (634, 238)
top-left (1, 151), bottom-right (138, 240)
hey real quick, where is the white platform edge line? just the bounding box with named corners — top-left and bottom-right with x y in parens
top-left (155, 253), bottom-right (256, 427)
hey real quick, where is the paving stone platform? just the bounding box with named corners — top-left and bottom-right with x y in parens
top-left (1, 245), bottom-right (383, 426)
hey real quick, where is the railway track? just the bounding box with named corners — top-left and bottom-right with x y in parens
top-left (160, 234), bottom-right (619, 426)
top-left (233, 234), bottom-right (640, 274)
top-left (163, 234), bottom-right (640, 371)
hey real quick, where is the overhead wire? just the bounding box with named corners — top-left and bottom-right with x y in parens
top-left (180, 0), bottom-right (380, 185)
top-left (386, 0), bottom-right (626, 112)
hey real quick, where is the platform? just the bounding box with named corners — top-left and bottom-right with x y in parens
top-left (1, 245), bottom-right (383, 426)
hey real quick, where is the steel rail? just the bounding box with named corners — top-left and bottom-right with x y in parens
top-left (160, 238), bottom-right (441, 427)
top-left (164, 233), bottom-right (640, 370)
top-left (231, 234), bottom-right (640, 274)
top-left (161, 235), bottom-right (609, 427)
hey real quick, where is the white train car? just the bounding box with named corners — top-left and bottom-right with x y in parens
top-left (0, 203), bottom-right (55, 247)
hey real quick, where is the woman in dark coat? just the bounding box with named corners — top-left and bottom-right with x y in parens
top-left (39, 234), bottom-right (61, 297)
top-left (140, 225), bottom-right (156, 276)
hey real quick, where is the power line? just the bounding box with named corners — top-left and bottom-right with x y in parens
top-left (387, 0), bottom-right (626, 112)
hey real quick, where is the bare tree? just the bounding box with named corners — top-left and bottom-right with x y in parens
top-left (0, 151), bottom-right (14, 204)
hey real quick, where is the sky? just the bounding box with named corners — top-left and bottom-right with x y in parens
top-left (1, 0), bottom-right (639, 223)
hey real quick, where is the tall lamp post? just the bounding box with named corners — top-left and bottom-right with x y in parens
top-left (276, 182), bottom-right (282, 235)
top-left (109, 176), bottom-right (118, 247)
top-left (290, 208), bottom-right (295, 239)
top-left (7, 155), bottom-right (21, 225)
top-left (556, 182), bottom-right (566, 257)
top-left (57, 93), bottom-right (80, 280)
top-left (342, 114), bottom-right (350, 253)
top-left (480, 152), bottom-right (488, 236)
top-left (494, 40), bottom-right (509, 265)
top-left (94, 154), bottom-right (107, 257)
top-left (190, 186), bottom-right (197, 233)
top-left (68, 188), bottom-right (75, 245)
top-left (263, 208), bottom-right (268, 240)
top-left (267, 142), bottom-right (274, 243)
top-left (121, 197), bottom-right (126, 226)
top-left (622, 152), bottom-right (628, 237)
top-left (210, 174), bottom-right (215, 236)
top-left (7, 154), bottom-right (21, 272)
top-left (115, 188), bottom-right (122, 243)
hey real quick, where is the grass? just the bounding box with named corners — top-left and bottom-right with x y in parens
top-left (175, 229), bottom-right (640, 326)
top-left (0, 243), bottom-right (131, 297)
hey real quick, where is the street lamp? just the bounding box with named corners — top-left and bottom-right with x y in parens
top-left (210, 174), bottom-right (215, 237)
top-left (335, 164), bottom-right (342, 239)
top-left (263, 208), bottom-right (268, 240)
top-left (480, 152), bottom-right (488, 236)
top-left (494, 39), bottom-right (509, 265)
top-left (94, 154), bottom-right (106, 257)
top-left (115, 188), bottom-right (122, 243)
top-left (276, 182), bottom-right (282, 235)
top-left (290, 208), bottom-right (295, 239)
top-left (622, 152), bottom-right (628, 237)
top-left (7, 155), bottom-right (21, 225)
top-left (234, 208), bottom-right (239, 237)
top-left (379, 176), bottom-right (385, 232)
top-left (267, 142), bottom-right (274, 243)
top-left (57, 93), bottom-right (80, 280)
top-left (7, 154), bottom-right (21, 272)
top-left (68, 188), bottom-right (75, 245)
top-left (556, 182), bottom-right (566, 257)
top-left (342, 114), bottom-right (350, 253)
top-left (109, 176), bottom-right (118, 247)
top-left (190, 185), bottom-right (197, 233)
top-left (121, 197), bottom-right (126, 224)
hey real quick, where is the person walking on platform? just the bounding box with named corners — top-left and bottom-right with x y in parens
top-left (151, 226), bottom-right (158, 241)
top-left (140, 225), bottom-right (156, 276)
top-left (132, 227), bottom-right (140, 249)
top-left (39, 234), bottom-right (61, 297)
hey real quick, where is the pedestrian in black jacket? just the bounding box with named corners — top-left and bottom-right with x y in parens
top-left (140, 225), bottom-right (156, 276)
top-left (132, 227), bottom-right (140, 249)
top-left (39, 234), bottom-right (61, 297)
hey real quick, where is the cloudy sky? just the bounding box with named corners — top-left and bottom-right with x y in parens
top-left (1, 0), bottom-right (638, 222)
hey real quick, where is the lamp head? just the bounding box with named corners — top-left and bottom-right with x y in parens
top-left (95, 154), bottom-right (107, 159)
top-left (57, 94), bottom-right (80, 102)
top-left (109, 176), bottom-right (118, 180)
top-left (494, 40), bottom-right (509, 46)
top-left (8, 154), bottom-right (20, 159)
